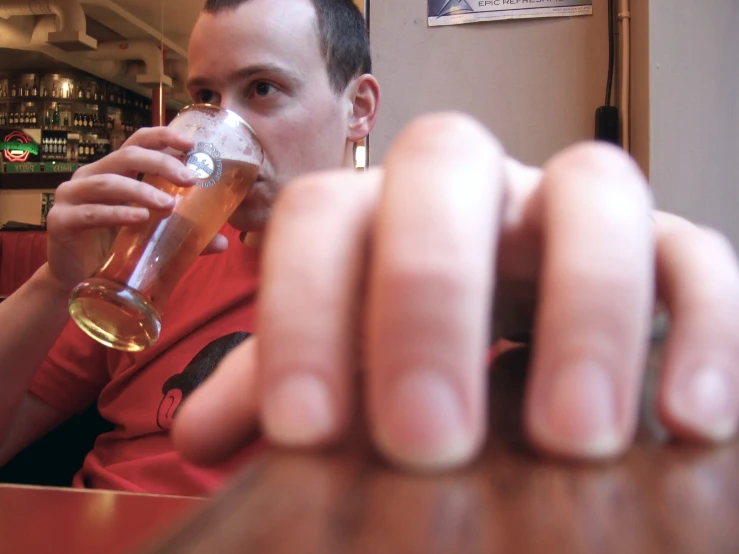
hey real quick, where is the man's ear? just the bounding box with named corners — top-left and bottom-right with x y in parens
top-left (345, 74), bottom-right (381, 143)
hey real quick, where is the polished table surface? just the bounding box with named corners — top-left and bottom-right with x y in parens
top-left (137, 343), bottom-right (739, 554)
top-left (0, 484), bottom-right (202, 554)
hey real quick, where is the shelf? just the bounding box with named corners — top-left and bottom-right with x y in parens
top-left (0, 125), bottom-right (109, 134)
top-left (0, 97), bottom-right (151, 111)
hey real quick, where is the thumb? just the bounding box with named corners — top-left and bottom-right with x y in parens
top-left (201, 233), bottom-right (229, 256)
top-left (172, 336), bottom-right (260, 466)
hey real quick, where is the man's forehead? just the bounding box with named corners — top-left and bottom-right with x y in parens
top-left (191, 0), bottom-right (319, 39)
top-left (188, 0), bottom-right (322, 68)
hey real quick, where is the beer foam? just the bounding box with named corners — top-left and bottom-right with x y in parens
top-left (171, 106), bottom-right (262, 166)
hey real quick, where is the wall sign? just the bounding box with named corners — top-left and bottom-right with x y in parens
top-left (428, 0), bottom-right (592, 27)
top-left (1, 129), bottom-right (40, 163)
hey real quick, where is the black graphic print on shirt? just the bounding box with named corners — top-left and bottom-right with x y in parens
top-left (157, 331), bottom-right (251, 430)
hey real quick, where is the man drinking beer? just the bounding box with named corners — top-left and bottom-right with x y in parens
top-left (0, 0), bottom-right (737, 495)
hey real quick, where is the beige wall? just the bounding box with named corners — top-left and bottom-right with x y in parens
top-left (369, 1), bottom-right (609, 165)
top-left (0, 189), bottom-right (54, 226)
top-left (629, 0), bottom-right (649, 178)
top-left (648, 0), bottom-right (739, 246)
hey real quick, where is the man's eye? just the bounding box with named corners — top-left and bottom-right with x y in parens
top-left (196, 89), bottom-right (217, 103)
top-left (252, 82), bottom-right (278, 98)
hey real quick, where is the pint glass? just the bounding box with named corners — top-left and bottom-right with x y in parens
top-left (68, 104), bottom-right (262, 352)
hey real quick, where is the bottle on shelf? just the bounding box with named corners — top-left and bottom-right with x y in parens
top-left (11, 84), bottom-right (17, 97)
top-left (32, 82), bottom-right (38, 97)
top-left (73, 113), bottom-right (79, 127)
top-left (85, 84), bottom-right (92, 100)
top-left (42, 85), bottom-right (48, 98)
top-left (63, 113), bottom-right (69, 127)
top-left (51, 84), bottom-right (58, 98)
top-left (52, 105), bottom-right (60, 127)
top-left (31, 113), bottom-right (37, 126)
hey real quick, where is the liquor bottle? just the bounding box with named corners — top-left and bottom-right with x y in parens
top-left (31, 113), bottom-right (37, 126)
top-left (23, 83), bottom-right (29, 97)
top-left (44, 111), bottom-right (50, 127)
top-left (11, 84), bottom-right (17, 97)
top-left (51, 84), bottom-right (58, 98)
top-left (52, 105), bottom-right (60, 127)
top-left (85, 84), bottom-right (91, 100)
top-left (42, 85), bottom-right (48, 98)
top-left (70, 144), bottom-right (76, 161)
top-left (73, 113), bottom-right (79, 127)
top-left (82, 114), bottom-right (88, 127)
top-left (63, 113), bottom-right (69, 127)
top-left (93, 86), bottom-right (99, 102)
top-left (109, 89), bottom-right (115, 103)
top-left (32, 82), bottom-right (38, 97)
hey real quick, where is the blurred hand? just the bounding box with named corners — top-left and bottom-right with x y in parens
top-left (173, 113), bottom-right (739, 470)
top-left (46, 127), bottom-right (228, 292)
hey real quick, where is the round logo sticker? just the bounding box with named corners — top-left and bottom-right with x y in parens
top-left (185, 142), bottom-right (222, 188)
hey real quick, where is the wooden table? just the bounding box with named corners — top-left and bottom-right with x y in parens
top-left (136, 343), bottom-right (739, 554)
top-left (0, 484), bottom-right (202, 554)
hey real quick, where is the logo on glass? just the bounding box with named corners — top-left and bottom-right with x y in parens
top-left (185, 142), bottom-right (222, 188)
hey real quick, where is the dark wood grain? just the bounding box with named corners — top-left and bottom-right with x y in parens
top-left (137, 343), bottom-right (739, 554)
top-left (0, 485), bottom-right (202, 554)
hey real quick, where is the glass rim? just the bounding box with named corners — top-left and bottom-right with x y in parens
top-left (177, 103), bottom-right (258, 140)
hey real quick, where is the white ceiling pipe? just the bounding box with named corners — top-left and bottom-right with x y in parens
top-left (80, 0), bottom-right (187, 60)
top-left (86, 40), bottom-right (173, 87)
top-left (0, 14), bottom-right (34, 47)
top-left (0, 0), bottom-right (96, 50)
top-left (165, 59), bottom-right (188, 94)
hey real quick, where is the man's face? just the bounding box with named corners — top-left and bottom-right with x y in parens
top-left (187, 0), bottom-right (352, 231)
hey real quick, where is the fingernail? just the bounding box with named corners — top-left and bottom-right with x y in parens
top-left (180, 168), bottom-right (198, 182)
top-left (375, 370), bottom-right (472, 470)
top-left (532, 363), bottom-right (621, 458)
top-left (262, 374), bottom-right (336, 446)
top-left (671, 367), bottom-right (738, 441)
top-left (154, 191), bottom-right (175, 207)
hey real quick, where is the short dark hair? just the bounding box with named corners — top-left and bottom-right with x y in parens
top-left (202, 0), bottom-right (371, 93)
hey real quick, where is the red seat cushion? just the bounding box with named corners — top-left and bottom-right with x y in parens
top-left (0, 231), bottom-right (48, 298)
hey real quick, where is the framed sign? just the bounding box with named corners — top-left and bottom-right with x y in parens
top-left (428, 0), bottom-right (592, 27)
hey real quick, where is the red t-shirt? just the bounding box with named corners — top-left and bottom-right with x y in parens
top-left (29, 225), bottom-right (263, 497)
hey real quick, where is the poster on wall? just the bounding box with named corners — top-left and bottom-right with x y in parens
top-left (428, 0), bottom-right (592, 27)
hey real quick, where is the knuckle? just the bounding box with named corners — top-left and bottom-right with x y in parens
top-left (397, 112), bottom-right (502, 162)
top-left (54, 180), bottom-right (73, 202)
top-left (697, 226), bottom-right (735, 257)
top-left (80, 206), bottom-right (98, 225)
top-left (118, 145), bottom-right (141, 164)
top-left (45, 207), bottom-right (62, 231)
top-left (548, 142), bottom-right (649, 199)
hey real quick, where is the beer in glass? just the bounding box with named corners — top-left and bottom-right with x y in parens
top-left (69, 104), bottom-right (262, 352)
